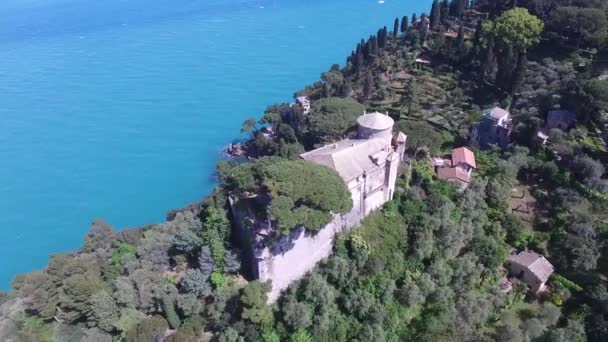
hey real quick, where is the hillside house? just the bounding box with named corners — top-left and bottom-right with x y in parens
top-left (461, 9), bottom-right (488, 23)
top-left (536, 110), bottom-right (577, 145)
top-left (295, 96), bottom-right (311, 114)
top-left (506, 251), bottom-right (555, 295)
top-left (545, 110), bottom-right (576, 131)
top-left (470, 107), bottom-right (512, 150)
top-left (413, 17), bottom-right (430, 31)
top-left (433, 146), bottom-right (476, 188)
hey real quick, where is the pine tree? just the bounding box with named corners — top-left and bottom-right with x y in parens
top-left (393, 17), bottom-right (399, 39)
top-left (430, 0), bottom-right (441, 30)
top-left (401, 16), bottom-right (409, 33)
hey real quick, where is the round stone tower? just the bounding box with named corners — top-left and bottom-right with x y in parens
top-left (356, 111), bottom-right (395, 139)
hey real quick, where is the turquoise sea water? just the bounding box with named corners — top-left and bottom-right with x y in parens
top-left (0, 0), bottom-right (431, 289)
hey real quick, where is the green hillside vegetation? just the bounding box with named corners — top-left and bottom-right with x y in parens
top-left (2, 0), bottom-right (608, 341)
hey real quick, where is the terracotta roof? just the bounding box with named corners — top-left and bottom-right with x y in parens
top-left (436, 165), bottom-right (470, 183)
top-left (356, 112), bottom-right (394, 131)
top-left (432, 158), bottom-right (452, 167)
top-left (452, 147), bottom-right (476, 169)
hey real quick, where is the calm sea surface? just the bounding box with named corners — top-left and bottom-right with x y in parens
top-left (0, 0), bottom-right (431, 288)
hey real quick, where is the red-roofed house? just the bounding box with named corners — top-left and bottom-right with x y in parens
top-left (437, 166), bottom-right (471, 183)
top-left (433, 147), bottom-right (477, 188)
top-left (452, 147), bottom-right (477, 170)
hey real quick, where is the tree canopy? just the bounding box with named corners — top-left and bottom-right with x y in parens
top-left (219, 158), bottom-right (352, 235)
top-left (306, 97), bottom-right (365, 146)
top-left (483, 7), bottom-right (544, 51)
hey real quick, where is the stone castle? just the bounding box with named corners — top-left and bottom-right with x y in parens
top-left (231, 112), bottom-right (406, 301)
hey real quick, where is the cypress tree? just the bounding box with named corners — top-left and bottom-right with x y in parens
top-left (401, 16), bottom-right (409, 33)
top-left (448, 0), bottom-right (457, 17)
top-left (440, 0), bottom-right (449, 24)
top-left (510, 52), bottom-right (527, 94)
top-left (377, 29), bottom-right (385, 49)
top-left (473, 20), bottom-right (482, 48)
top-left (482, 38), bottom-right (496, 81)
top-left (456, 0), bottom-right (466, 18)
top-left (421, 27), bottom-right (428, 45)
top-left (496, 44), bottom-right (515, 87)
top-left (430, 0), bottom-right (440, 30)
top-left (363, 73), bottom-right (374, 99)
top-left (457, 25), bottom-right (465, 49)
top-left (372, 36), bottom-right (379, 55)
top-left (393, 17), bottom-right (399, 39)
top-left (382, 26), bottom-right (388, 46)
top-left (356, 44), bottom-right (364, 70)
top-left (161, 295), bottom-right (181, 329)
top-left (411, 13), bottom-right (417, 25)
top-left (420, 14), bottom-right (429, 44)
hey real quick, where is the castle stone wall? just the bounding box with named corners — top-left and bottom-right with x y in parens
top-left (257, 215), bottom-right (350, 302)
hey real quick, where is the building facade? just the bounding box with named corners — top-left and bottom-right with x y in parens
top-left (231, 112), bottom-right (406, 301)
top-left (506, 250), bottom-right (555, 295)
top-left (433, 146), bottom-right (477, 188)
top-left (470, 107), bottom-right (512, 150)
top-left (295, 96), bottom-right (311, 114)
